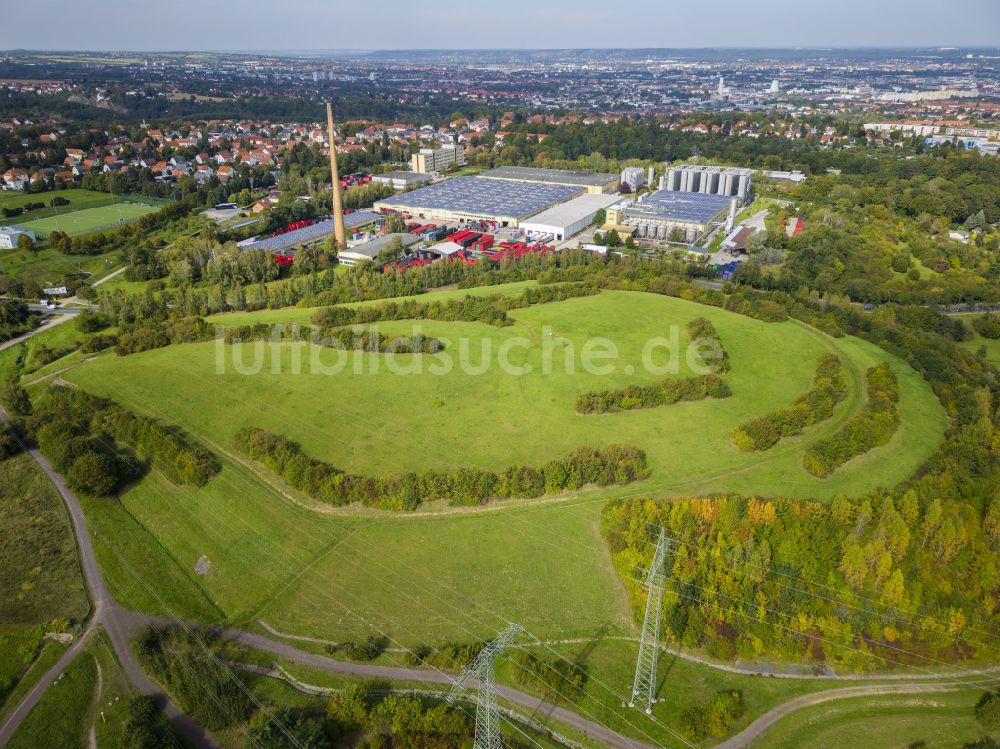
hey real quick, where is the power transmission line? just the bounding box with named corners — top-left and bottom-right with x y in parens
top-left (448, 623), bottom-right (525, 749)
top-left (629, 529), bottom-right (670, 715)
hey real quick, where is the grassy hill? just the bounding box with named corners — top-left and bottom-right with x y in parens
top-left (53, 288), bottom-right (947, 646)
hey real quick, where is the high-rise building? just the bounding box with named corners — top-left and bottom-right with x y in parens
top-left (769, 79), bottom-right (780, 93)
top-left (410, 144), bottom-right (466, 174)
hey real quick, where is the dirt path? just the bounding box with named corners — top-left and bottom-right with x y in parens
top-left (87, 659), bottom-right (103, 749)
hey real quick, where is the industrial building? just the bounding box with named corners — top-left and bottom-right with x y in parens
top-left (370, 171), bottom-right (433, 191)
top-left (608, 191), bottom-right (736, 243)
top-left (620, 166), bottom-right (645, 192)
top-left (659, 165), bottom-right (753, 204)
top-left (0, 225), bottom-right (35, 249)
top-left (411, 145), bottom-right (466, 174)
top-left (520, 193), bottom-right (623, 242)
top-left (244, 212), bottom-right (381, 253)
top-left (479, 166), bottom-right (618, 195)
top-left (373, 176), bottom-right (582, 227)
top-left (338, 232), bottom-right (420, 267)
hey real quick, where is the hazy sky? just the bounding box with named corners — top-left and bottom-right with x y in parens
top-left (7, 0), bottom-right (1000, 51)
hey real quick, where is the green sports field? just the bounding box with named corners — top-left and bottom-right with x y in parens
top-left (22, 201), bottom-right (158, 238)
top-left (57, 288), bottom-right (948, 646)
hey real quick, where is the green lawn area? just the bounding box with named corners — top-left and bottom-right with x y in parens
top-left (53, 289), bottom-right (947, 649)
top-left (23, 202), bottom-right (159, 238)
top-left (954, 312), bottom-right (1000, 367)
top-left (748, 689), bottom-right (990, 749)
top-left (0, 453), bottom-right (88, 626)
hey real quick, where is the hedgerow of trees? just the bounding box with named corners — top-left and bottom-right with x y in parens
top-left (233, 426), bottom-right (648, 511)
top-left (731, 353), bottom-right (847, 451)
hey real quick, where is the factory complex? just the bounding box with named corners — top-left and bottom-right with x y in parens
top-left (609, 191), bottom-right (737, 243)
top-left (373, 175), bottom-right (584, 227)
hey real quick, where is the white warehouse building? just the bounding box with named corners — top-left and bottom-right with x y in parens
top-left (519, 193), bottom-right (622, 242)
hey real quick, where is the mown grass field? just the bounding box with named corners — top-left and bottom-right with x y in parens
top-left (23, 202), bottom-right (159, 238)
top-left (53, 289), bottom-right (948, 648)
top-left (747, 689), bottom-right (988, 749)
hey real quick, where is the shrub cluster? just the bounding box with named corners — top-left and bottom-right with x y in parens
top-left (678, 690), bottom-right (745, 741)
top-left (233, 427), bottom-right (648, 511)
top-left (136, 626), bottom-right (254, 732)
top-left (327, 684), bottom-right (471, 745)
top-left (732, 354), bottom-right (847, 451)
top-left (224, 323), bottom-right (444, 354)
top-left (576, 374), bottom-right (731, 414)
top-left (325, 636), bottom-right (388, 661)
top-left (508, 649), bottom-right (587, 702)
top-left (80, 333), bottom-right (118, 354)
top-left (115, 316), bottom-right (214, 356)
top-left (0, 423), bottom-right (22, 461)
top-left (686, 317), bottom-right (730, 372)
top-left (27, 386), bottom-right (219, 491)
top-left (310, 283), bottom-right (598, 331)
top-left (972, 313), bottom-right (1000, 340)
top-left (96, 402), bottom-right (220, 487)
top-left (402, 641), bottom-right (485, 670)
top-left (803, 363), bottom-right (899, 477)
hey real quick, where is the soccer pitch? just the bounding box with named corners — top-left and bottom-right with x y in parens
top-left (23, 201), bottom-right (158, 237)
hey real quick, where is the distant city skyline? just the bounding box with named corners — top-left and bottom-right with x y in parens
top-left (6, 0), bottom-right (1000, 52)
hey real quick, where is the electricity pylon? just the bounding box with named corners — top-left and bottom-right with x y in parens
top-left (628, 528), bottom-right (670, 715)
top-left (447, 623), bottom-right (524, 749)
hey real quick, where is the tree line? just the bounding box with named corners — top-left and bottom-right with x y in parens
top-left (233, 426), bottom-right (648, 512)
top-left (731, 353), bottom-right (847, 452)
top-left (803, 363), bottom-right (899, 478)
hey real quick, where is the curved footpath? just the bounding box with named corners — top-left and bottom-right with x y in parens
top-left (714, 682), bottom-right (982, 749)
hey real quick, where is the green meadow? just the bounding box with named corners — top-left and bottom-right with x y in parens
top-left (52, 288), bottom-right (947, 646)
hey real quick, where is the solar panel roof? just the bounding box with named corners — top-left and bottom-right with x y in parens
top-left (378, 176), bottom-right (581, 219)
top-left (625, 191), bottom-right (733, 223)
top-left (246, 212), bottom-right (380, 252)
top-left (481, 166), bottom-right (617, 187)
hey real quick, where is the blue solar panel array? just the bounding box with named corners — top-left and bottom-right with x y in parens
top-left (631, 191), bottom-right (734, 223)
top-left (378, 176), bottom-right (581, 219)
top-left (246, 212), bottom-right (380, 252)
